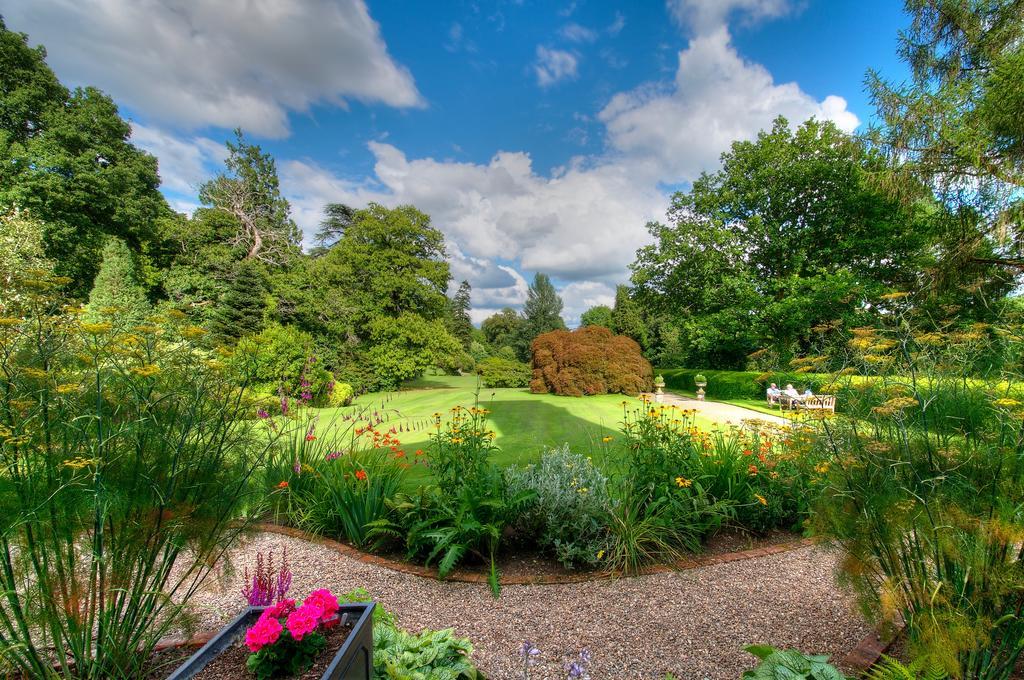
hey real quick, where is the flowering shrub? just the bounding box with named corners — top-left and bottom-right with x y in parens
top-left (245, 589), bottom-right (341, 679)
top-left (428, 405), bottom-right (498, 488)
top-left (505, 445), bottom-right (610, 568)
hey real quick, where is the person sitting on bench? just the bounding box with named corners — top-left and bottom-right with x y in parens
top-left (766, 383), bottom-right (781, 404)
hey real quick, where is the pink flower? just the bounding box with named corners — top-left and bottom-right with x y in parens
top-left (285, 603), bottom-right (323, 641)
top-left (261, 598), bottom-right (296, 620)
top-left (304, 589), bottom-right (339, 623)
top-left (245, 615), bottom-right (283, 653)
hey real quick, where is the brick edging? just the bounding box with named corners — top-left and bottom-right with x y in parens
top-left (842, 625), bottom-right (904, 672)
top-left (254, 523), bottom-right (814, 585)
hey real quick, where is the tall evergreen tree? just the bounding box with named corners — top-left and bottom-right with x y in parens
top-left (519, 273), bottom-right (565, 360)
top-left (611, 285), bottom-right (648, 348)
top-left (208, 259), bottom-right (267, 345)
top-left (449, 280), bottom-right (473, 349)
top-left (85, 237), bottom-right (151, 324)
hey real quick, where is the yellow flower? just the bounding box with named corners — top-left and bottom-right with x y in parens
top-left (181, 325), bottom-right (207, 339)
top-left (0, 318), bottom-right (21, 327)
top-left (21, 367), bottom-right (48, 380)
top-left (596, 550), bottom-right (605, 560)
top-left (579, 487), bottom-right (589, 494)
top-left (81, 322), bottom-right (112, 335)
top-left (62, 457), bottom-right (96, 470)
top-left (130, 364), bottom-right (162, 378)
top-left (451, 437), bottom-right (463, 444)
top-left (601, 436), bottom-right (614, 443)
top-left (754, 493), bottom-right (768, 506)
top-left (56, 383), bottom-right (79, 394)
top-left (993, 398), bottom-right (1023, 409)
top-left (675, 476), bottom-right (692, 488)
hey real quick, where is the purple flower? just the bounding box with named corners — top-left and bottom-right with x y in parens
top-left (521, 641), bottom-right (540, 674)
top-left (301, 390), bottom-right (313, 402)
top-left (257, 408), bottom-right (270, 419)
top-left (280, 396), bottom-right (289, 416)
top-left (325, 451), bottom-right (342, 461)
top-left (293, 461), bottom-right (301, 474)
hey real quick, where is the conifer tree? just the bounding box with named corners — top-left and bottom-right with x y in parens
top-left (519, 273), bottom-right (565, 360)
top-left (208, 259), bottom-right (267, 345)
top-left (449, 280), bottom-right (473, 348)
top-left (85, 237), bottom-right (150, 324)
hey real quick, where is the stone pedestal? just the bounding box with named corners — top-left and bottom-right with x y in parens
top-left (696, 387), bottom-right (706, 401)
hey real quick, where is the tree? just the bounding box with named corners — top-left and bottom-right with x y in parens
top-left (868, 0), bottom-right (1024, 276)
top-left (365, 313), bottom-right (462, 389)
top-left (312, 202), bottom-right (355, 253)
top-left (519, 273), bottom-right (566, 359)
top-left (481, 308), bottom-right (524, 350)
top-left (0, 19), bottom-right (169, 297)
top-left (580, 305), bottom-right (614, 328)
top-left (208, 259), bottom-right (267, 346)
top-left (85, 237), bottom-right (151, 325)
top-left (611, 285), bottom-right (647, 348)
top-left (322, 203), bottom-right (450, 336)
top-left (449, 280), bottom-right (474, 348)
top-left (631, 117), bottom-right (935, 368)
top-left (199, 129), bottom-right (300, 264)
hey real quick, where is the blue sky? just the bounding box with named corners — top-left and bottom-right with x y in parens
top-left (2, 0), bottom-right (910, 325)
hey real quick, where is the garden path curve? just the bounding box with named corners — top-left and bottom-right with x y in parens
top-left (183, 531), bottom-right (867, 679)
top-left (654, 391), bottom-right (791, 427)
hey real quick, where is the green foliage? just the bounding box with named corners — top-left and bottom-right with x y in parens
top-left (198, 129), bottom-right (300, 264)
top-left (0, 19), bottom-right (169, 298)
top-left (519, 273), bottom-right (565, 360)
top-left (327, 379), bottom-right (354, 407)
top-left (0, 208), bottom-right (52, 304)
top-left (741, 645), bottom-right (845, 680)
top-left (612, 285), bottom-right (647, 348)
top-left (0, 271), bottom-right (271, 678)
top-left (85, 236), bottom-right (151, 324)
top-left (246, 629), bottom-right (326, 680)
top-left (366, 313), bottom-right (463, 390)
top-left (233, 324), bottom-right (332, 404)
top-left (631, 117), bottom-right (935, 368)
top-left (294, 448), bottom-right (406, 549)
top-left (481, 307), bottom-right (524, 350)
top-left (374, 624), bottom-right (479, 680)
top-left (864, 655), bottom-right (947, 680)
top-left (811, 307), bottom-right (1024, 680)
top-left (476, 356), bottom-right (531, 388)
top-left (449, 280), bottom-right (473, 349)
top-left (208, 258), bottom-right (268, 345)
top-left (580, 304), bottom-right (614, 328)
top-left (505, 445), bottom-right (610, 569)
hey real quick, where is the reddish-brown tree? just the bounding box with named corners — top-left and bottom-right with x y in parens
top-left (529, 326), bottom-right (652, 396)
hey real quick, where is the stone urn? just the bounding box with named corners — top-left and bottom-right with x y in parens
top-left (694, 374), bottom-right (707, 401)
top-left (654, 374), bottom-right (665, 403)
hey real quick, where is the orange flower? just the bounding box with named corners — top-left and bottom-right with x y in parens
top-left (747, 464), bottom-right (758, 476)
top-left (395, 450), bottom-right (406, 458)
top-left (415, 449), bottom-right (424, 456)
top-left (277, 480), bottom-right (289, 489)
top-left (305, 434), bottom-right (316, 441)
top-left (742, 449), bottom-right (753, 456)
top-left (355, 469), bottom-right (367, 481)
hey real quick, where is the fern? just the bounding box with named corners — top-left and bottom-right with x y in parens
top-left (865, 655), bottom-right (947, 680)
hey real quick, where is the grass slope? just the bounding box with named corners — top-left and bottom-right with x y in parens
top-left (317, 375), bottom-right (717, 481)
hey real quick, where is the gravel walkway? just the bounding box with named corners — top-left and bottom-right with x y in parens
top-left (185, 532), bottom-right (867, 679)
top-left (654, 392), bottom-right (791, 427)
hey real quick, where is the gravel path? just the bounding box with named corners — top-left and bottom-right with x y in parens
top-left (186, 532), bottom-right (867, 679)
top-left (654, 392), bottom-right (791, 427)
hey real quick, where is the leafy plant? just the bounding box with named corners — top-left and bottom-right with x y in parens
top-left (741, 645), bottom-right (845, 680)
top-left (864, 655), bottom-right (947, 680)
top-left (0, 271), bottom-right (272, 678)
top-left (244, 590), bottom-right (341, 679)
top-left (476, 356), bottom-right (531, 388)
top-left (505, 445), bottom-right (610, 569)
top-left (374, 624), bottom-right (479, 679)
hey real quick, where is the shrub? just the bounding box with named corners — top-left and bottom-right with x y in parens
top-left (244, 589), bottom-right (342, 679)
top-left (477, 356), bottom-right (531, 388)
top-left (374, 624), bottom-right (479, 679)
top-left (505, 445), bottom-right (610, 569)
top-left (0, 272), bottom-right (272, 678)
top-left (234, 324), bottom-right (333, 404)
top-left (327, 378), bottom-right (354, 407)
top-left (530, 325), bottom-right (652, 396)
top-left (741, 645), bottom-right (846, 680)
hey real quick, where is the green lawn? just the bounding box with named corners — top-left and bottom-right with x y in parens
top-left (315, 374), bottom-right (718, 481)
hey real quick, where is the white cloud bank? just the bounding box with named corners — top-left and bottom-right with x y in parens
top-left (2, 0), bottom-right (422, 138)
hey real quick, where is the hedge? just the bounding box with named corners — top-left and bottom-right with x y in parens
top-left (477, 357), bottom-right (532, 388)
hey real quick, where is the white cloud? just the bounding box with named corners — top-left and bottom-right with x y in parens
top-left (558, 280), bottom-right (616, 327)
top-left (129, 123), bottom-right (225, 195)
top-left (607, 12), bottom-right (627, 36)
top-left (560, 23), bottom-right (598, 43)
top-left (666, 0), bottom-right (795, 34)
top-left (598, 27), bottom-right (859, 184)
top-left (534, 46), bottom-right (579, 87)
top-left (3, 0), bottom-right (422, 138)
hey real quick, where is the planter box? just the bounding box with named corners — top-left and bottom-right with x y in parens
top-left (166, 602), bottom-right (375, 680)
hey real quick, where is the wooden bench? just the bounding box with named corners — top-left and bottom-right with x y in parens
top-left (799, 395), bottom-right (836, 413)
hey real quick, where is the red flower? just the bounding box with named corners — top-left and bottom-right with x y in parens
top-left (306, 434), bottom-right (317, 441)
top-left (277, 480), bottom-right (289, 489)
top-left (395, 450), bottom-right (406, 458)
top-left (355, 469), bottom-right (367, 481)
top-left (415, 449), bottom-right (424, 456)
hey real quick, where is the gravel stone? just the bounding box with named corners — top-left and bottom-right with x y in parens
top-left (180, 532), bottom-right (868, 679)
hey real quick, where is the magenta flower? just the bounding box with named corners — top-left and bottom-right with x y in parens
top-left (304, 589), bottom-right (339, 623)
top-left (261, 598), bottom-right (296, 620)
top-left (280, 396), bottom-right (289, 416)
top-left (285, 603), bottom-right (323, 641)
top-left (257, 408), bottom-right (270, 419)
top-left (245, 615), bottom-right (282, 653)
